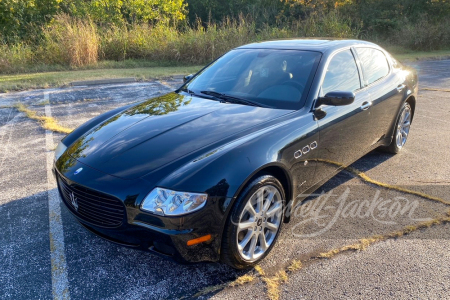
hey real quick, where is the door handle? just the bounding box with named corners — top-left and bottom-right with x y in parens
top-left (360, 101), bottom-right (372, 111)
top-left (397, 84), bottom-right (406, 92)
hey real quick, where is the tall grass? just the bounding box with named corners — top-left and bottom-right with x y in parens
top-left (42, 15), bottom-right (98, 67)
top-left (100, 12), bottom-right (358, 64)
top-left (0, 11), bottom-right (448, 75)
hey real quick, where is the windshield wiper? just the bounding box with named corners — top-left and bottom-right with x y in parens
top-left (179, 88), bottom-right (218, 100)
top-left (200, 90), bottom-right (264, 107)
top-left (180, 88), bottom-right (196, 96)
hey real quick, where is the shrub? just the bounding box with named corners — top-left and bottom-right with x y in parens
top-left (0, 43), bottom-right (35, 74)
top-left (390, 16), bottom-right (450, 51)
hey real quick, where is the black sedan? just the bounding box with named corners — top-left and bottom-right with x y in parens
top-left (54, 39), bottom-right (418, 269)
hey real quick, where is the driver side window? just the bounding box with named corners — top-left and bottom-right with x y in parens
top-left (322, 50), bottom-right (361, 95)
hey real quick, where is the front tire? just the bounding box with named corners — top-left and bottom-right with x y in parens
top-left (221, 175), bottom-right (285, 269)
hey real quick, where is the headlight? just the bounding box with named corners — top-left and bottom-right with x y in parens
top-left (141, 188), bottom-right (207, 216)
top-left (54, 141), bottom-right (67, 163)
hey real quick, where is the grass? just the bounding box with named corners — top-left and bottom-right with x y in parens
top-left (317, 211), bottom-right (450, 259)
top-left (191, 273), bottom-right (256, 298)
top-left (0, 65), bottom-right (202, 92)
top-left (422, 88), bottom-right (450, 92)
top-left (252, 160), bottom-right (450, 300)
top-left (1, 46), bottom-right (449, 93)
top-left (185, 161), bottom-right (449, 300)
top-left (390, 49), bottom-right (450, 61)
top-left (287, 259), bottom-right (302, 272)
top-left (384, 43), bottom-right (450, 61)
top-left (315, 159), bottom-right (450, 206)
top-left (230, 274), bottom-right (255, 286)
top-left (14, 103), bottom-right (74, 133)
top-left (262, 270), bottom-right (289, 300)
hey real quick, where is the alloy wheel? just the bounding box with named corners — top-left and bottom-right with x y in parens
top-left (236, 185), bottom-right (283, 262)
top-left (396, 105), bottom-right (411, 148)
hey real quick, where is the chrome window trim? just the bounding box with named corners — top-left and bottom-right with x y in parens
top-left (315, 47), bottom-right (364, 101)
top-left (352, 46), bottom-right (392, 89)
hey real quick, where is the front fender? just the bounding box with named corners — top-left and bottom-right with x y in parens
top-left (155, 135), bottom-right (292, 254)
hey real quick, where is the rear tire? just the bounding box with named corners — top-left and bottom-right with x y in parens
top-left (381, 102), bottom-right (412, 154)
top-left (221, 175), bottom-right (285, 269)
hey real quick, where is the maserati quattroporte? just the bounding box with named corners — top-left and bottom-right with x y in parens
top-left (54, 39), bottom-right (417, 268)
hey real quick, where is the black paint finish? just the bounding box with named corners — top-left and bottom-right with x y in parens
top-left (55, 39), bottom-right (418, 263)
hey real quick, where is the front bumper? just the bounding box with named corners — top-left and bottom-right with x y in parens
top-left (54, 162), bottom-right (227, 263)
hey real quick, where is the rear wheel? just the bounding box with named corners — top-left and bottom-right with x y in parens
top-left (221, 175), bottom-right (284, 269)
top-left (382, 102), bottom-right (412, 154)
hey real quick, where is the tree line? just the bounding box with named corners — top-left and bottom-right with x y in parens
top-left (1, 0), bottom-right (449, 44)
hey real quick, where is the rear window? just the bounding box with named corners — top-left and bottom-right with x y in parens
top-left (356, 48), bottom-right (390, 85)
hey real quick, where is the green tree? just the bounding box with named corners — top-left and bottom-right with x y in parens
top-left (1, 0), bottom-right (187, 42)
top-left (0, 0), bottom-right (61, 43)
top-left (186, 0), bottom-right (286, 25)
top-left (61, 0), bottom-right (186, 25)
top-left (122, 0), bottom-right (187, 24)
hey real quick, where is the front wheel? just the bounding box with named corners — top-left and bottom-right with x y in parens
top-left (382, 102), bottom-right (412, 154)
top-left (221, 175), bottom-right (285, 269)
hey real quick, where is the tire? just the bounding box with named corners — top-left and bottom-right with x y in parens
top-left (381, 102), bottom-right (412, 154)
top-left (221, 175), bottom-right (285, 269)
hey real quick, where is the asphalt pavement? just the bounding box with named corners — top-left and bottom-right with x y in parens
top-left (1, 60), bottom-right (450, 300)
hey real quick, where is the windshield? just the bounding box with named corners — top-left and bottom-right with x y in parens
top-left (181, 49), bottom-right (321, 109)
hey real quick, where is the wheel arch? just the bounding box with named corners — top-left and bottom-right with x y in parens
top-left (229, 162), bottom-right (293, 223)
top-left (406, 95), bottom-right (416, 122)
top-left (219, 162), bottom-right (293, 266)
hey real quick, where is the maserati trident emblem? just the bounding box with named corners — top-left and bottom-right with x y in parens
top-left (69, 192), bottom-right (79, 211)
top-left (74, 167), bottom-right (83, 175)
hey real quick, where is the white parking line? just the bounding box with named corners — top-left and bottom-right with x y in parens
top-left (0, 108), bottom-right (19, 170)
top-left (156, 80), bottom-right (174, 90)
top-left (45, 91), bottom-right (71, 300)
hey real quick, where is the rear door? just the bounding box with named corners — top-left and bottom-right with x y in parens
top-left (354, 47), bottom-right (405, 146)
top-left (313, 49), bottom-right (372, 183)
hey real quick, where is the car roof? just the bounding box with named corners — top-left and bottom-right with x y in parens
top-left (236, 39), bottom-right (378, 53)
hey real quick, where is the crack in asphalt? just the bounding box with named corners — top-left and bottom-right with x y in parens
top-left (189, 164), bottom-right (450, 300)
top-left (14, 103), bottom-right (74, 134)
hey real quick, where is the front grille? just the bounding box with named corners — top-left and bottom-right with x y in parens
top-left (57, 175), bottom-right (126, 228)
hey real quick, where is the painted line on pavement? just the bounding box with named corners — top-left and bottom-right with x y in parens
top-left (45, 90), bottom-right (71, 300)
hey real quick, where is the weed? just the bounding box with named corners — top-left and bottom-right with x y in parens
top-left (15, 103), bottom-right (73, 134)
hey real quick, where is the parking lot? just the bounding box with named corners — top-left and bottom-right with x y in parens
top-left (1, 60), bottom-right (450, 300)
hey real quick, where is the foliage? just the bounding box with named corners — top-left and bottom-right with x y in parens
top-left (0, 12), bottom-right (360, 72)
top-left (186, 0), bottom-right (450, 39)
top-left (41, 14), bottom-right (98, 67)
top-left (0, 0), bottom-right (187, 43)
top-left (0, 0), bottom-right (450, 74)
top-left (60, 0), bottom-right (187, 25)
top-left (0, 0), bottom-right (61, 43)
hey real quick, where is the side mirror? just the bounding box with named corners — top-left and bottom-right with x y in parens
top-left (183, 74), bottom-right (194, 83)
top-left (316, 91), bottom-right (355, 107)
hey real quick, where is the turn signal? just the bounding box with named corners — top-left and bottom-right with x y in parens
top-left (187, 234), bottom-right (212, 246)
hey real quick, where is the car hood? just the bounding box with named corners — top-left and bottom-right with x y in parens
top-left (65, 92), bottom-right (291, 179)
